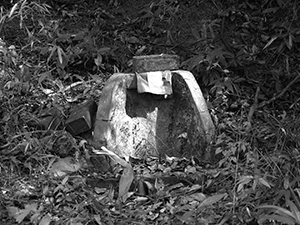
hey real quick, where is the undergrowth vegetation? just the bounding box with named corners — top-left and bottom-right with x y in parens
top-left (1, 0), bottom-right (300, 224)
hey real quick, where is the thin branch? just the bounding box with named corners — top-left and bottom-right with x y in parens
top-left (258, 72), bottom-right (300, 108)
top-left (246, 85), bottom-right (260, 131)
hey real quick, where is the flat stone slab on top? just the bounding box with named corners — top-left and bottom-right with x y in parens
top-left (93, 70), bottom-right (215, 160)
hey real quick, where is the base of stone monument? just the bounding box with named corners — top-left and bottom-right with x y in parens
top-left (93, 70), bottom-right (215, 160)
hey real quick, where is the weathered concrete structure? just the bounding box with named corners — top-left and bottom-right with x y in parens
top-left (93, 70), bottom-right (215, 160)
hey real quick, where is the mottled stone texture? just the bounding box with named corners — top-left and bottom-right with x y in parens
top-left (133, 54), bottom-right (180, 73)
top-left (93, 71), bottom-right (215, 160)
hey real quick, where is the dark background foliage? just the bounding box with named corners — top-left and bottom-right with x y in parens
top-left (1, 0), bottom-right (300, 224)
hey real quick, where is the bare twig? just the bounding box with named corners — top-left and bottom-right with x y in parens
top-left (258, 72), bottom-right (300, 108)
top-left (246, 85), bottom-right (260, 130)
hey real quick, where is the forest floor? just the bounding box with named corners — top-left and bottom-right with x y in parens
top-left (1, 0), bottom-right (300, 224)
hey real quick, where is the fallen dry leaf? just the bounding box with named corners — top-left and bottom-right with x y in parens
top-left (93, 147), bottom-right (134, 202)
top-left (49, 157), bottom-right (82, 177)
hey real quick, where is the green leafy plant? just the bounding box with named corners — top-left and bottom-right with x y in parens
top-left (257, 187), bottom-right (300, 225)
top-left (0, 0), bottom-right (51, 35)
top-left (0, 1), bottom-right (50, 88)
top-left (2, 0), bottom-right (300, 224)
top-left (137, 0), bottom-right (180, 44)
